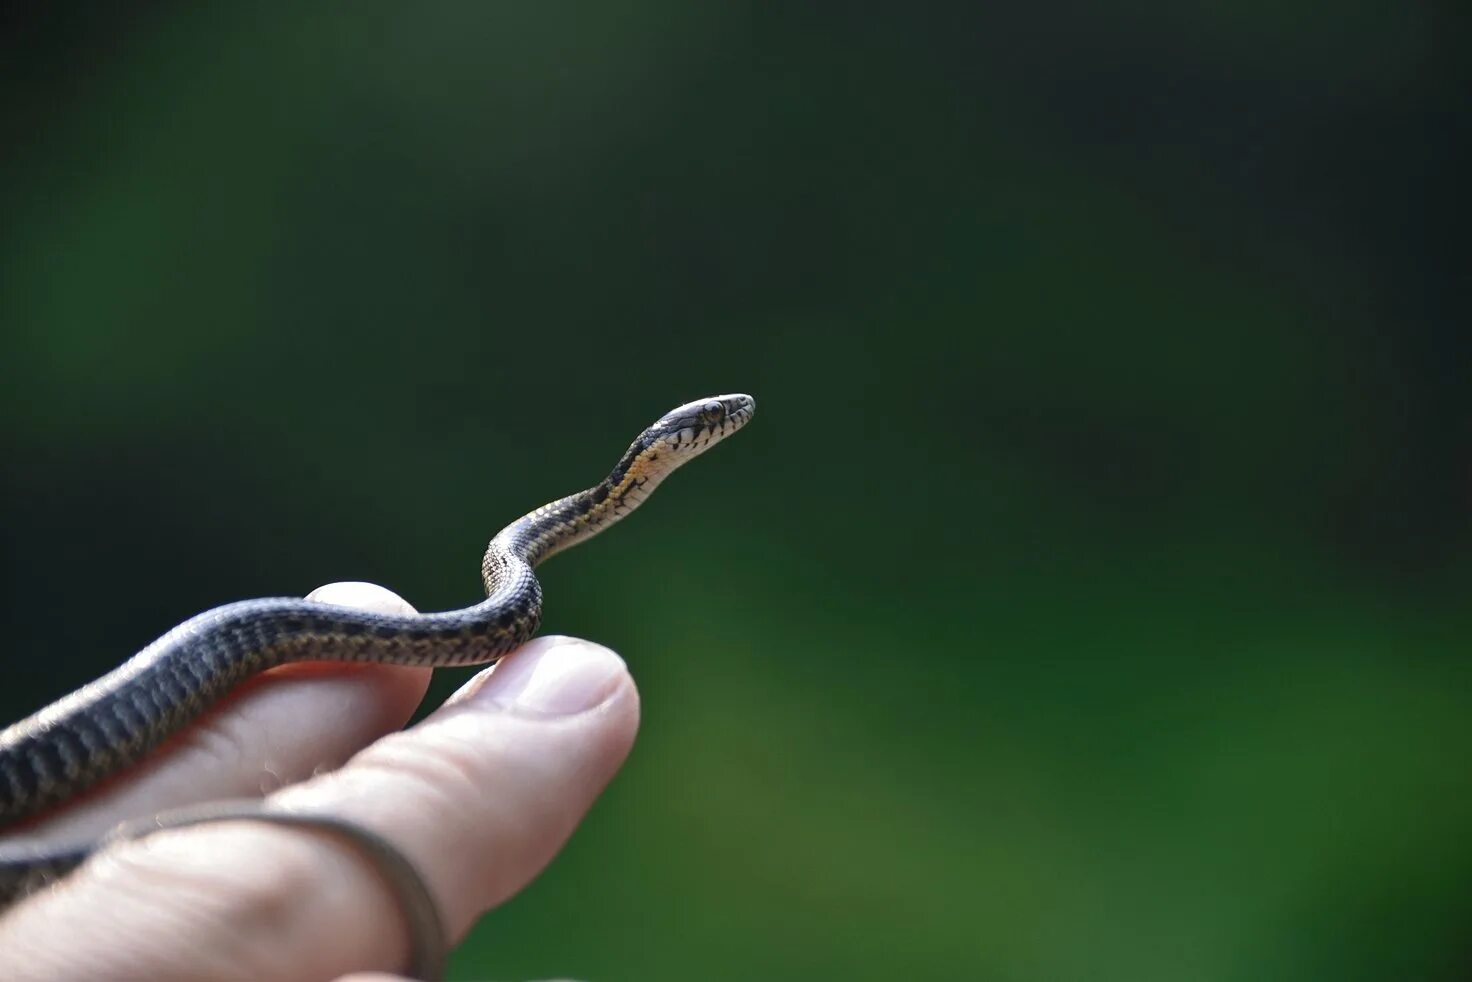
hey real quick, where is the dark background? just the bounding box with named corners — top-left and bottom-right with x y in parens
top-left (2, 4), bottom-right (1468, 980)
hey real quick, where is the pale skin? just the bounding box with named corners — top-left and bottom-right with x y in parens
top-left (0, 581), bottom-right (641, 981)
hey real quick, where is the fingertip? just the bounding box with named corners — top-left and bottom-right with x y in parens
top-left (305, 582), bottom-right (419, 616)
top-left (451, 635), bottom-right (632, 717)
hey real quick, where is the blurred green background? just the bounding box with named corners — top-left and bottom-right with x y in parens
top-left (2, 4), bottom-right (1468, 980)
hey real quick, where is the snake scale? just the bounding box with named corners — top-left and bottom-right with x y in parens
top-left (0, 394), bottom-right (754, 915)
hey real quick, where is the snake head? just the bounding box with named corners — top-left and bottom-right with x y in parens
top-left (595, 394), bottom-right (755, 509)
top-left (652, 393), bottom-right (756, 453)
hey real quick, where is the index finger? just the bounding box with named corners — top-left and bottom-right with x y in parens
top-left (3, 583), bottom-right (432, 844)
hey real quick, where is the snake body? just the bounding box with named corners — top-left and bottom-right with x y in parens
top-left (0, 393), bottom-right (754, 907)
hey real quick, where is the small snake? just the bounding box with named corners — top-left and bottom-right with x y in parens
top-left (0, 394), bottom-right (754, 956)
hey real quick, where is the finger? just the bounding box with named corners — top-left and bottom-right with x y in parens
top-left (10, 583), bottom-right (432, 842)
top-left (0, 636), bottom-right (638, 982)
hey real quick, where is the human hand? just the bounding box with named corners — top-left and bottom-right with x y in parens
top-left (0, 582), bottom-right (639, 981)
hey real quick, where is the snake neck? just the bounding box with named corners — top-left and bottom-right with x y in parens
top-left (485, 433), bottom-right (687, 582)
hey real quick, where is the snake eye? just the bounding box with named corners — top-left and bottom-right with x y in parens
top-left (699, 400), bottom-right (725, 425)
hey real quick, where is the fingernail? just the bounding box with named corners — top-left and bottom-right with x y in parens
top-left (469, 636), bottom-right (627, 715)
